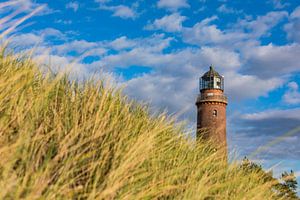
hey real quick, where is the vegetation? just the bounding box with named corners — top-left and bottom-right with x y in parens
top-left (0, 51), bottom-right (298, 199)
top-left (241, 157), bottom-right (299, 200)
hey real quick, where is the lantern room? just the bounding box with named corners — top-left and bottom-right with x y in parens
top-left (199, 66), bottom-right (224, 91)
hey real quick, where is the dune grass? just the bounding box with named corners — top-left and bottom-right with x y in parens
top-left (0, 51), bottom-right (285, 199)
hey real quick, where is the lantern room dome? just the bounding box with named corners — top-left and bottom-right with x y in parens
top-left (202, 66), bottom-right (222, 79)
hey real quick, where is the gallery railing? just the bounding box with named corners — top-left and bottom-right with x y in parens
top-left (197, 94), bottom-right (228, 104)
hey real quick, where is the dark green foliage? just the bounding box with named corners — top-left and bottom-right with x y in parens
top-left (241, 157), bottom-right (299, 200)
top-left (275, 171), bottom-right (299, 199)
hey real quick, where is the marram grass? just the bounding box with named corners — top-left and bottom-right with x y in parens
top-left (0, 51), bottom-right (282, 200)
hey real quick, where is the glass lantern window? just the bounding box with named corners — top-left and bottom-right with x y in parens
top-left (200, 76), bottom-right (224, 91)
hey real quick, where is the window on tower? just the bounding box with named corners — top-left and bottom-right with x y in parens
top-left (213, 110), bottom-right (217, 117)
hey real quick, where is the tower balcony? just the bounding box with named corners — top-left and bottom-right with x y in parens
top-left (196, 93), bottom-right (228, 104)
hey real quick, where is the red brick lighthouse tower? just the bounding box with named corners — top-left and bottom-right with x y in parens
top-left (196, 66), bottom-right (228, 147)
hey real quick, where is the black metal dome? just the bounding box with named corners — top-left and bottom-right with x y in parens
top-left (202, 66), bottom-right (222, 79)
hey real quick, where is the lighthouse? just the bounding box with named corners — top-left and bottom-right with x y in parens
top-left (196, 66), bottom-right (228, 147)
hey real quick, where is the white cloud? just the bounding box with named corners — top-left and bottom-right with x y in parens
top-left (290, 6), bottom-right (300, 19)
top-left (109, 36), bottom-right (137, 50)
top-left (8, 29), bottom-right (108, 68)
top-left (11, 33), bottom-right (44, 47)
top-left (225, 72), bottom-right (283, 101)
top-left (8, 30), bottom-right (115, 83)
top-left (182, 16), bottom-right (247, 47)
top-left (93, 44), bottom-right (172, 69)
top-left (54, 40), bottom-right (99, 55)
top-left (242, 108), bottom-right (300, 121)
top-left (287, 82), bottom-right (299, 90)
top-left (182, 11), bottom-right (287, 48)
top-left (194, 6), bottom-right (206, 14)
top-left (55, 19), bottom-right (72, 25)
top-left (95, 0), bottom-right (110, 3)
top-left (145, 13), bottom-right (187, 32)
top-left (284, 6), bottom-right (300, 43)
top-left (66, 2), bottom-right (79, 12)
top-left (179, 11), bottom-right (298, 81)
top-left (38, 28), bottom-right (67, 40)
top-left (94, 0), bottom-right (137, 19)
top-left (110, 34), bottom-right (173, 53)
top-left (270, 0), bottom-right (289, 9)
top-left (242, 43), bottom-right (300, 78)
top-left (125, 73), bottom-right (197, 121)
top-left (237, 11), bottom-right (288, 38)
top-left (157, 0), bottom-right (189, 11)
top-left (197, 47), bottom-right (241, 71)
top-left (35, 54), bottom-right (78, 73)
top-left (95, 42), bottom-right (240, 73)
top-left (99, 5), bottom-right (137, 19)
top-left (9, 28), bottom-right (66, 50)
top-left (33, 53), bottom-right (118, 85)
top-left (283, 82), bottom-right (300, 105)
top-left (217, 4), bottom-right (242, 14)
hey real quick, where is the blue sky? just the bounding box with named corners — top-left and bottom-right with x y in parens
top-left (1, 0), bottom-right (300, 190)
